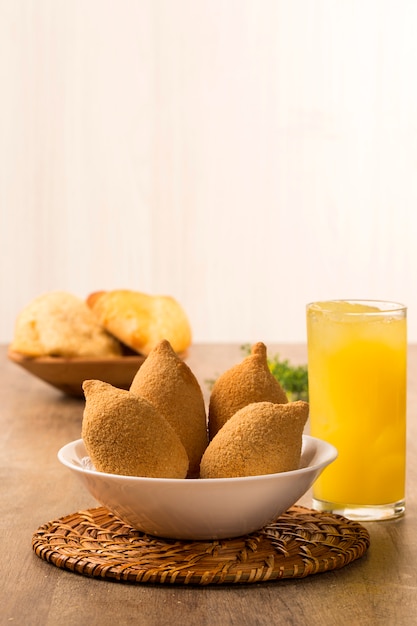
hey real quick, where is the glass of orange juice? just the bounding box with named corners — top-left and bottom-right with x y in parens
top-left (306, 300), bottom-right (407, 521)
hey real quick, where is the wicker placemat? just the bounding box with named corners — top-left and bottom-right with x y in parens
top-left (32, 505), bottom-right (370, 585)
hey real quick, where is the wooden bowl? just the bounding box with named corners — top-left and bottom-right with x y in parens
top-left (7, 348), bottom-right (146, 397)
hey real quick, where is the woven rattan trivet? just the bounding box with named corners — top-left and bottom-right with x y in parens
top-left (32, 505), bottom-right (370, 585)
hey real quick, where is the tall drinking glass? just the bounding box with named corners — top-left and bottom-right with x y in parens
top-left (306, 300), bottom-right (407, 521)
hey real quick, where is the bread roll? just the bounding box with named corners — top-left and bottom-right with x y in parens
top-left (87, 289), bottom-right (192, 355)
top-left (10, 291), bottom-right (122, 358)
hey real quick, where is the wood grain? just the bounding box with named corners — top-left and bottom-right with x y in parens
top-left (1, 344), bottom-right (417, 625)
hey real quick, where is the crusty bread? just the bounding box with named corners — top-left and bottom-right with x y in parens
top-left (10, 291), bottom-right (122, 358)
top-left (86, 289), bottom-right (192, 355)
top-left (86, 291), bottom-right (106, 309)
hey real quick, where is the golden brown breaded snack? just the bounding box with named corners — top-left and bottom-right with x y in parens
top-left (130, 339), bottom-right (208, 478)
top-left (208, 342), bottom-right (288, 440)
top-left (82, 380), bottom-right (189, 478)
top-left (10, 291), bottom-right (122, 358)
top-left (86, 289), bottom-right (192, 356)
top-left (200, 400), bottom-right (309, 478)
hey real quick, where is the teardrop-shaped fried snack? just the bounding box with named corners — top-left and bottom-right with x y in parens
top-left (208, 342), bottom-right (288, 440)
top-left (82, 380), bottom-right (189, 478)
top-left (86, 289), bottom-right (192, 355)
top-left (200, 400), bottom-right (309, 478)
top-left (130, 340), bottom-right (208, 477)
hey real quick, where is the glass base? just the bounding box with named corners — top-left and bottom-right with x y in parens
top-left (312, 498), bottom-right (405, 521)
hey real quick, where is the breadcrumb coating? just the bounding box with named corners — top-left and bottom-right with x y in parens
top-left (82, 379), bottom-right (189, 478)
top-left (200, 400), bottom-right (309, 478)
top-left (130, 340), bottom-right (208, 478)
top-left (208, 342), bottom-right (288, 439)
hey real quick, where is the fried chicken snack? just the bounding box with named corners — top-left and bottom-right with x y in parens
top-left (10, 291), bottom-right (122, 358)
top-left (130, 339), bottom-right (208, 477)
top-left (86, 289), bottom-right (192, 356)
top-left (82, 380), bottom-right (189, 478)
top-left (208, 342), bottom-right (288, 439)
top-left (200, 400), bottom-right (309, 478)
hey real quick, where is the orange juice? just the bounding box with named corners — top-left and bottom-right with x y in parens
top-left (306, 300), bottom-right (407, 520)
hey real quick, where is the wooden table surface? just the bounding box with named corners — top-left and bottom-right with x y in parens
top-left (1, 343), bottom-right (416, 626)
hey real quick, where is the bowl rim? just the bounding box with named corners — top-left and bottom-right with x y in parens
top-left (58, 435), bottom-right (338, 484)
top-left (7, 347), bottom-right (145, 365)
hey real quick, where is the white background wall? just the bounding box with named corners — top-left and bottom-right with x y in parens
top-left (2, 0), bottom-right (417, 345)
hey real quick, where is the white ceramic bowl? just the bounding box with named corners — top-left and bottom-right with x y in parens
top-left (58, 436), bottom-right (337, 540)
